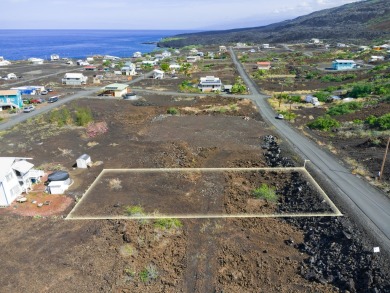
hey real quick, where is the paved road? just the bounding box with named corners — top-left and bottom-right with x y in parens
top-left (132, 88), bottom-right (252, 99)
top-left (229, 47), bottom-right (390, 250)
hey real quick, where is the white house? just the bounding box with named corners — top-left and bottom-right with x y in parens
top-left (121, 63), bottom-right (136, 76)
top-left (169, 64), bottom-right (181, 72)
top-left (50, 54), bottom-right (60, 61)
top-left (190, 48), bottom-right (198, 54)
top-left (198, 76), bottom-right (222, 92)
top-left (86, 57), bottom-right (94, 63)
top-left (153, 69), bottom-right (164, 79)
top-left (162, 51), bottom-right (171, 58)
top-left (62, 73), bottom-right (88, 85)
top-left (0, 157), bottom-right (44, 206)
top-left (104, 55), bottom-right (121, 61)
top-left (310, 38), bottom-right (321, 44)
top-left (186, 56), bottom-right (200, 63)
top-left (262, 44), bottom-right (270, 49)
top-left (369, 56), bottom-right (385, 62)
top-left (6, 73), bottom-right (17, 80)
top-left (0, 57), bottom-right (11, 66)
top-left (28, 58), bottom-right (44, 65)
top-left (142, 60), bottom-right (157, 66)
top-left (133, 51), bottom-right (142, 58)
top-left (219, 46), bottom-right (227, 52)
top-left (101, 83), bottom-right (129, 97)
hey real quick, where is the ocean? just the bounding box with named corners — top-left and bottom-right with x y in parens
top-left (0, 30), bottom-right (191, 61)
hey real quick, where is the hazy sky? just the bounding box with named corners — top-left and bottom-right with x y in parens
top-left (1, 0), bottom-right (361, 30)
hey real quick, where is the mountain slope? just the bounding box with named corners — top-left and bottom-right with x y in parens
top-left (158, 0), bottom-right (390, 48)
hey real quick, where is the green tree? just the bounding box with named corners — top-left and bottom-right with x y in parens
top-left (274, 93), bottom-right (289, 108)
top-left (160, 63), bottom-right (169, 72)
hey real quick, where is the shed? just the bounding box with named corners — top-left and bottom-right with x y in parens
top-left (47, 171), bottom-right (71, 194)
top-left (76, 154), bottom-right (91, 169)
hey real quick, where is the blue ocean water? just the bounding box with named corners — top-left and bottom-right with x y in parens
top-left (0, 30), bottom-right (191, 61)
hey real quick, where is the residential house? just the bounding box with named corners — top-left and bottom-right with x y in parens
top-left (257, 61), bottom-right (271, 70)
top-left (358, 46), bottom-right (370, 51)
top-left (50, 54), bottom-right (60, 61)
top-left (101, 83), bottom-right (129, 97)
top-left (262, 44), bottom-right (270, 49)
top-left (28, 58), bottom-right (44, 65)
top-left (77, 60), bottom-right (89, 66)
top-left (6, 73), bottom-right (17, 80)
top-left (133, 51), bottom-right (142, 58)
top-left (0, 157), bottom-right (44, 206)
top-left (186, 56), bottom-right (200, 63)
top-left (10, 86), bottom-right (46, 95)
top-left (0, 57), bottom-right (11, 66)
top-left (153, 69), bottom-right (164, 79)
top-left (104, 55), bottom-right (121, 61)
top-left (86, 57), bottom-right (94, 63)
top-left (142, 60), bottom-right (158, 66)
top-left (121, 62), bottom-right (136, 76)
top-left (198, 76), bottom-right (222, 92)
top-left (197, 52), bottom-right (204, 57)
top-left (332, 60), bottom-right (357, 70)
top-left (310, 38), bottom-right (321, 44)
top-left (162, 51), bottom-right (172, 58)
top-left (219, 46), bottom-right (227, 52)
top-left (0, 90), bottom-right (23, 110)
top-left (190, 48), bottom-right (198, 55)
top-left (84, 65), bottom-right (97, 71)
top-left (62, 73), bottom-right (88, 85)
top-left (370, 56), bottom-right (385, 62)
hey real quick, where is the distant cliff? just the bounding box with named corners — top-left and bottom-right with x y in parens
top-left (158, 0), bottom-right (390, 48)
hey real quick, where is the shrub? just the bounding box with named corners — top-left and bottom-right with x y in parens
top-left (313, 91), bottom-right (330, 102)
top-left (75, 107), bottom-right (93, 126)
top-left (167, 107), bottom-right (179, 115)
top-left (154, 218), bottom-right (183, 230)
top-left (326, 101), bottom-right (363, 116)
top-left (124, 205), bottom-right (144, 216)
top-left (139, 264), bottom-right (159, 283)
top-left (349, 84), bottom-right (372, 98)
top-left (86, 121), bottom-right (108, 138)
top-left (252, 183), bottom-right (278, 202)
top-left (307, 115), bottom-right (340, 131)
top-left (109, 178), bottom-right (122, 190)
top-left (366, 113), bottom-right (390, 130)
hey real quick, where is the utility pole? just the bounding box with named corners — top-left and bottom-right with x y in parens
top-left (379, 137), bottom-right (390, 181)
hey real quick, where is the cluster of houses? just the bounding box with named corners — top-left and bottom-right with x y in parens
top-left (0, 85), bottom-right (48, 111)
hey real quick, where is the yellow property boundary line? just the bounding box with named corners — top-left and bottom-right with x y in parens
top-left (66, 167), bottom-right (342, 220)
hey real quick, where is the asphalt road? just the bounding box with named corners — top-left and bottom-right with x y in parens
top-left (229, 47), bottom-right (390, 250)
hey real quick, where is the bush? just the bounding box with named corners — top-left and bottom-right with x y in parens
top-left (307, 115), bottom-right (340, 131)
top-left (124, 205), bottom-right (144, 216)
top-left (75, 107), bottom-right (93, 126)
top-left (167, 107), bottom-right (179, 115)
top-left (313, 91), bottom-right (330, 102)
top-left (252, 184), bottom-right (278, 202)
top-left (366, 113), bottom-right (390, 130)
top-left (349, 84), bottom-right (372, 98)
top-left (140, 264), bottom-right (158, 283)
top-left (326, 101), bottom-right (362, 116)
top-left (49, 108), bottom-right (72, 127)
top-left (154, 218), bottom-right (182, 230)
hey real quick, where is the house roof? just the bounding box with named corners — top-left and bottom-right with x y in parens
top-left (12, 160), bottom-right (34, 174)
top-left (334, 59), bottom-right (356, 63)
top-left (103, 83), bottom-right (128, 91)
top-left (64, 73), bottom-right (85, 78)
top-left (257, 62), bottom-right (271, 65)
top-left (0, 90), bottom-right (19, 96)
top-left (0, 157), bottom-right (32, 180)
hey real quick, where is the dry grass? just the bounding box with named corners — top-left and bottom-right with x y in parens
top-left (58, 147), bottom-right (73, 157)
top-left (345, 157), bottom-right (370, 177)
top-left (109, 178), bottom-right (122, 190)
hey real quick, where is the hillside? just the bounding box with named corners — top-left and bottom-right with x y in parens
top-left (158, 0), bottom-right (390, 48)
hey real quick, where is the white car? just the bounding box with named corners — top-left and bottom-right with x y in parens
top-left (23, 105), bottom-right (35, 113)
top-left (275, 114), bottom-right (284, 120)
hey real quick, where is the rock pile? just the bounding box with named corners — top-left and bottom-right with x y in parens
top-left (262, 135), bottom-right (390, 292)
top-left (287, 217), bottom-right (390, 293)
top-left (278, 172), bottom-right (333, 213)
top-left (262, 135), bottom-right (294, 167)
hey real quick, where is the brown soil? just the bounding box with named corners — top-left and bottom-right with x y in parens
top-left (0, 96), bottom-right (339, 292)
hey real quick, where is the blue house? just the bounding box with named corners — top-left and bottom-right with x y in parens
top-left (332, 59), bottom-right (357, 70)
top-left (0, 90), bottom-right (23, 110)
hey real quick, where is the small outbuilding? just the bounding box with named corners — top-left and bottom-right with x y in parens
top-left (332, 60), bottom-right (357, 70)
top-left (47, 171), bottom-right (72, 194)
top-left (76, 154), bottom-right (92, 169)
top-left (100, 83), bottom-right (129, 97)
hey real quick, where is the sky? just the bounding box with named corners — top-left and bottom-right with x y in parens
top-left (1, 0), bottom-right (362, 30)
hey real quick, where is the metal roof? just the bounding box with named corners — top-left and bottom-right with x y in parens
top-left (103, 83), bottom-right (129, 91)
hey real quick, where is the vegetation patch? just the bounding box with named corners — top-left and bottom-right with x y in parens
top-left (167, 107), bottom-right (180, 115)
top-left (124, 205), bottom-right (145, 216)
top-left (252, 183), bottom-right (279, 202)
top-left (307, 115), bottom-right (341, 131)
top-left (139, 264), bottom-right (159, 283)
top-left (154, 218), bottom-right (183, 230)
top-left (366, 113), bottom-right (390, 130)
top-left (326, 101), bottom-right (363, 116)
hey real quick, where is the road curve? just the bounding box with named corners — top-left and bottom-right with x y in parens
top-left (229, 47), bottom-right (390, 250)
